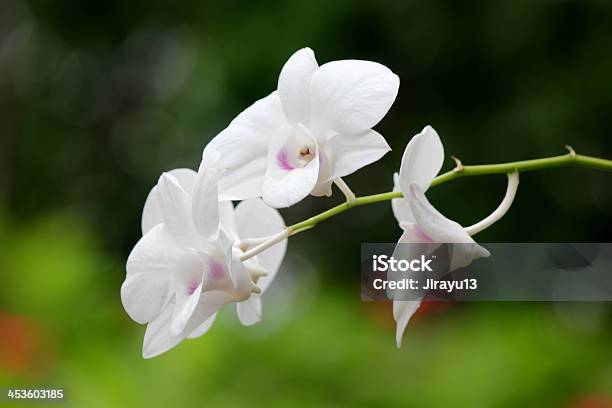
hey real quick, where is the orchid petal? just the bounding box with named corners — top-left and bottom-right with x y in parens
top-left (197, 235), bottom-right (235, 294)
top-left (142, 168), bottom-right (197, 235)
top-left (389, 227), bottom-right (433, 347)
top-left (408, 184), bottom-right (490, 269)
top-left (142, 291), bottom-right (234, 358)
top-left (327, 129), bottom-right (391, 180)
top-left (206, 91), bottom-right (288, 201)
top-left (200, 228), bottom-right (252, 298)
top-left (278, 48), bottom-right (318, 125)
top-left (236, 296), bottom-right (263, 326)
top-left (262, 124), bottom-right (320, 208)
top-left (391, 172), bottom-right (414, 224)
top-left (409, 184), bottom-right (476, 244)
top-left (398, 125), bottom-right (444, 194)
top-left (122, 224), bottom-right (180, 324)
top-left (192, 151), bottom-right (222, 241)
top-left (188, 291), bottom-right (234, 335)
top-left (391, 225), bottom-right (439, 295)
top-left (310, 60), bottom-right (399, 137)
top-left (170, 252), bottom-right (205, 336)
top-left (187, 312), bottom-right (217, 339)
top-left (234, 198), bottom-right (287, 291)
top-left (200, 256), bottom-right (232, 293)
top-left (218, 200), bottom-right (239, 241)
top-left (393, 300), bottom-right (420, 348)
top-left (142, 303), bottom-right (181, 359)
top-left (390, 225), bottom-right (437, 288)
top-left (157, 172), bottom-right (200, 248)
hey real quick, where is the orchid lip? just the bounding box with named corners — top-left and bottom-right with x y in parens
top-left (209, 259), bottom-right (226, 280)
top-left (276, 148), bottom-right (294, 171)
top-left (276, 144), bottom-right (317, 171)
top-left (187, 280), bottom-right (200, 295)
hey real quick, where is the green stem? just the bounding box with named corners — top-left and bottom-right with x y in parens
top-left (288, 150), bottom-right (612, 234)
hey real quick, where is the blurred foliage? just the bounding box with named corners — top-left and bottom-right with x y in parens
top-left (1, 0), bottom-right (612, 406)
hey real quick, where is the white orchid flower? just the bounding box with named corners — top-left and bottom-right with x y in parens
top-left (205, 47), bottom-right (400, 208)
top-left (391, 126), bottom-right (519, 347)
top-left (121, 153), bottom-right (286, 358)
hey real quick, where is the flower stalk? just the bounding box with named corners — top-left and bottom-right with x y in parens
top-left (431, 149), bottom-right (612, 187)
top-left (334, 177), bottom-right (357, 203)
top-left (288, 149), bottom-right (612, 234)
top-left (463, 171), bottom-right (519, 236)
top-left (238, 229), bottom-right (291, 261)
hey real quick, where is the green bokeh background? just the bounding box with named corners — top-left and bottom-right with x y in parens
top-left (1, 0), bottom-right (611, 406)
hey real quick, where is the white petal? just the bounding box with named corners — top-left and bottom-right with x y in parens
top-left (142, 186), bottom-right (163, 236)
top-left (409, 184), bottom-right (474, 244)
top-left (171, 252), bottom-right (205, 336)
top-left (192, 151), bottom-right (222, 241)
top-left (143, 302), bottom-right (181, 359)
top-left (157, 172), bottom-right (200, 248)
top-left (408, 184), bottom-right (490, 269)
top-left (398, 125), bottom-right (444, 194)
top-left (310, 60), bottom-right (399, 136)
top-left (278, 48), bottom-right (318, 125)
top-left (386, 228), bottom-right (433, 321)
top-left (189, 290), bottom-right (234, 330)
top-left (143, 291), bottom-right (233, 359)
top-left (327, 130), bottom-right (391, 180)
top-left (236, 296), bottom-right (262, 326)
top-left (218, 200), bottom-right (239, 241)
top-left (234, 198), bottom-right (287, 291)
top-left (141, 168), bottom-right (197, 235)
top-left (391, 172), bottom-right (414, 224)
top-left (122, 224), bottom-right (180, 324)
top-left (391, 227), bottom-right (436, 348)
top-left (205, 91), bottom-right (288, 201)
top-left (187, 312), bottom-right (217, 339)
top-left (393, 300), bottom-right (420, 348)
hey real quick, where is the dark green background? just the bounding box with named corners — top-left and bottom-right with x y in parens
top-left (1, 0), bottom-right (611, 406)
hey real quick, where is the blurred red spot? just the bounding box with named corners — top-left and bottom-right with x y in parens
top-left (0, 311), bottom-right (50, 376)
top-left (570, 395), bottom-right (612, 408)
top-left (411, 300), bottom-right (454, 321)
top-left (358, 280), bottom-right (456, 329)
top-left (361, 300), bottom-right (455, 330)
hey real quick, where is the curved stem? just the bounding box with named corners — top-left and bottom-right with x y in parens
top-left (464, 171), bottom-right (519, 236)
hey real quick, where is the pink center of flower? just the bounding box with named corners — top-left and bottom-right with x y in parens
top-left (276, 148), bottom-right (294, 171)
top-left (209, 260), bottom-right (226, 280)
top-left (187, 280), bottom-right (200, 295)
